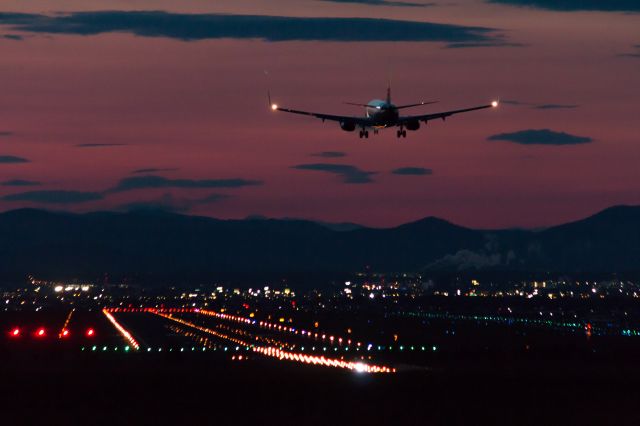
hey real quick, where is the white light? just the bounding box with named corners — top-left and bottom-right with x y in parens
top-left (54, 286), bottom-right (63, 293)
top-left (354, 362), bottom-right (367, 373)
top-left (271, 104), bottom-right (278, 110)
top-left (491, 101), bottom-right (499, 107)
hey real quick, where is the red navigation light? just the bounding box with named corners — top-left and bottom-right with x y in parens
top-left (86, 328), bottom-right (95, 337)
top-left (10, 328), bottom-right (20, 337)
top-left (36, 328), bottom-right (46, 338)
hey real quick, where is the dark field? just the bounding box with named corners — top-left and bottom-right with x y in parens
top-left (2, 308), bottom-right (640, 425)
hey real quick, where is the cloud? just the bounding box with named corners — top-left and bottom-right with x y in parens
top-left (196, 193), bottom-right (232, 204)
top-left (292, 163), bottom-right (376, 184)
top-left (487, 0), bottom-right (640, 12)
top-left (496, 100), bottom-right (579, 109)
top-left (534, 104), bottom-right (579, 109)
top-left (110, 175), bottom-right (262, 192)
top-left (2, 190), bottom-right (103, 204)
top-left (75, 143), bottom-right (128, 148)
top-left (618, 45), bottom-right (640, 58)
top-left (0, 11), bottom-right (502, 44)
top-left (391, 167), bottom-right (433, 175)
top-left (118, 194), bottom-right (191, 214)
top-left (318, 0), bottom-right (433, 7)
top-left (1, 179), bottom-right (41, 187)
top-left (445, 41), bottom-right (527, 49)
top-left (487, 129), bottom-right (592, 145)
top-left (2, 34), bottom-right (23, 41)
top-left (131, 167), bottom-right (179, 174)
top-left (118, 192), bottom-right (230, 213)
top-left (0, 155), bottom-right (29, 163)
top-left (310, 151), bottom-right (347, 158)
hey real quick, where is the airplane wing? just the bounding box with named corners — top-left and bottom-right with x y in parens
top-left (398, 101), bottom-right (498, 124)
top-left (272, 104), bottom-right (370, 126)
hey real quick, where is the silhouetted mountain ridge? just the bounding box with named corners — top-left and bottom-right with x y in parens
top-left (0, 206), bottom-right (638, 287)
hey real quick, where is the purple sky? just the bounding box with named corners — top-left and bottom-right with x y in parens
top-left (0, 1), bottom-right (638, 228)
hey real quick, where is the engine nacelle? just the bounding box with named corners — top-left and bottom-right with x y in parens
top-left (405, 120), bottom-right (420, 131)
top-left (340, 121), bottom-right (356, 132)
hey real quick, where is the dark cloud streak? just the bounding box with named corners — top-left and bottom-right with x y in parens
top-left (109, 175), bottom-right (262, 192)
top-left (2, 179), bottom-right (41, 187)
top-left (0, 11), bottom-right (501, 44)
top-left (488, 0), bottom-right (640, 12)
top-left (487, 129), bottom-right (592, 145)
top-left (310, 151), bottom-right (347, 158)
top-left (292, 163), bottom-right (376, 184)
top-left (391, 167), bottom-right (433, 175)
top-left (319, 0), bottom-right (433, 7)
top-left (2, 190), bottom-right (103, 204)
top-left (0, 155), bottom-right (29, 163)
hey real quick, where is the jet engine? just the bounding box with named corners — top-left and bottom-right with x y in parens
top-left (405, 120), bottom-right (420, 131)
top-left (340, 121), bottom-right (356, 132)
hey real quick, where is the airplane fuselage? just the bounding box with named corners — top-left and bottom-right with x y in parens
top-left (365, 99), bottom-right (399, 128)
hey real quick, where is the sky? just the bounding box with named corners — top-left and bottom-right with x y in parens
top-left (0, 0), bottom-right (638, 229)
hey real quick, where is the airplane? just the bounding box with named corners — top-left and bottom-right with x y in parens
top-left (269, 83), bottom-right (498, 138)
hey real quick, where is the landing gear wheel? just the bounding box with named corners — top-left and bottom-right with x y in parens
top-left (397, 130), bottom-right (401, 138)
top-left (402, 130), bottom-right (407, 138)
top-left (359, 130), bottom-right (364, 139)
top-left (364, 131), bottom-right (369, 139)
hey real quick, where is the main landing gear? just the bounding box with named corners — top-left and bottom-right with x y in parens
top-left (359, 130), bottom-right (369, 139)
top-left (397, 129), bottom-right (407, 138)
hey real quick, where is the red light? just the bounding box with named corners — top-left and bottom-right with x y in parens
top-left (10, 328), bottom-right (20, 337)
top-left (36, 328), bottom-right (46, 337)
top-left (61, 329), bottom-right (70, 337)
top-left (86, 328), bottom-right (95, 337)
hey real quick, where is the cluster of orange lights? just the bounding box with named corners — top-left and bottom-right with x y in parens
top-left (197, 309), bottom-right (364, 348)
top-left (102, 309), bottom-right (140, 350)
top-left (155, 311), bottom-right (394, 374)
top-left (253, 347), bottom-right (394, 374)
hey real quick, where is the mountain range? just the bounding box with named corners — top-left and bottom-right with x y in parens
top-left (0, 206), bottom-right (638, 287)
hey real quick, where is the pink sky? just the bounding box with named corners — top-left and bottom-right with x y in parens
top-left (0, 1), bottom-right (638, 228)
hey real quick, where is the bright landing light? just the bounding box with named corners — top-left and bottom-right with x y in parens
top-left (271, 104), bottom-right (278, 111)
top-left (491, 100), bottom-right (499, 107)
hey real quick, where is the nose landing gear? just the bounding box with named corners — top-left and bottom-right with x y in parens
top-left (359, 130), bottom-right (369, 139)
top-left (396, 129), bottom-right (407, 138)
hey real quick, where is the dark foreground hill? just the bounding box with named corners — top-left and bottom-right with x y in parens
top-left (0, 206), bottom-right (638, 286)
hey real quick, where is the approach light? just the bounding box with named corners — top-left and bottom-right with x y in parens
top-left (271, 104), bottom-right (278, 111)
top-left (354, 362), bottom-right (367, 373)
top-left (491, 100), bottom-right (499, 108)
top-left (86, 328), bottom-right (95, 337)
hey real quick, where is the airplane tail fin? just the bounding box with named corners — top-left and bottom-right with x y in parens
top-left (386, 79), bottom-right (391, 104)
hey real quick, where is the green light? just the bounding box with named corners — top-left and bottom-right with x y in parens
top-left (125, 346), bottom-right (130, 352)
top-left (92, 346), bottom-right (97, 351)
